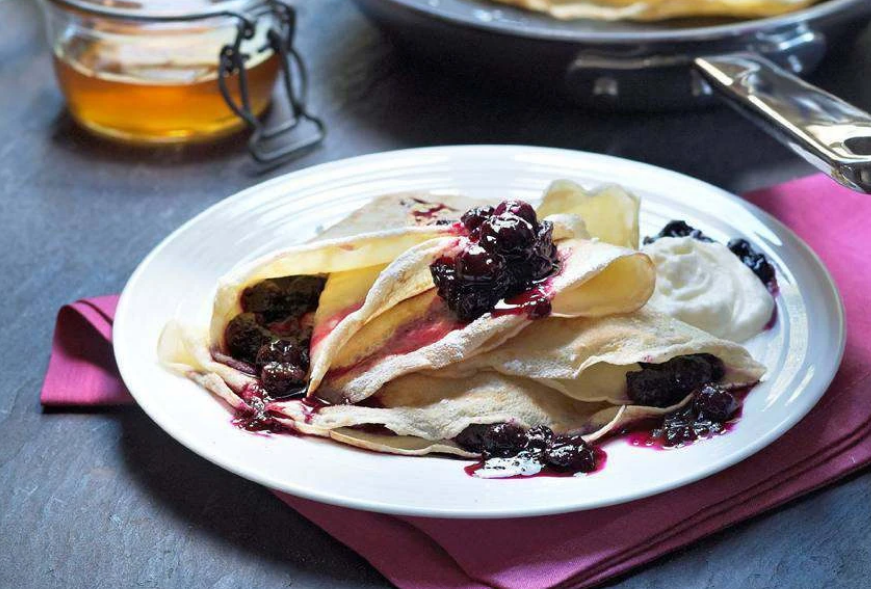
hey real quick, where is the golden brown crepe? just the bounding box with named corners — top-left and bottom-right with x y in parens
top-left (488, 0), bottom-right (817, 21)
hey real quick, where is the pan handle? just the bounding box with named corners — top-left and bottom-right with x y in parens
top-left (695, 53), bottom-right (871, 194)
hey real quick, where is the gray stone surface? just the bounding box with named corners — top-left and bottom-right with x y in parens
top-left (1, 0), bottom-right (870, 587)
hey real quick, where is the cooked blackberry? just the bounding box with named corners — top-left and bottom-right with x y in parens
top-left (241, 275), bottom-right (325, 323)
top-left (455, 423), bottom-right (528, 458)
top-left (260, 362), bottom-right (306, 397)
top-left (694, 383), bottom-right (738, 422)
top-left (460, 205), bottom-right (495, 234)
top-left (626, 354), bottom-right (725, 408)
top-left (545, 434), bottom-right (598, 472)
top-left (727, 238), bottom-right (776, 288)
top-left (224, 313), bottom-right (271, 364)
top-left (255, 340), bottom-right (308, 375)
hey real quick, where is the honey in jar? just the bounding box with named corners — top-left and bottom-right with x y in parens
top-left (53, 37), bottom-right (280, 143)
top-left (41, 0), bottom-right (283, 144)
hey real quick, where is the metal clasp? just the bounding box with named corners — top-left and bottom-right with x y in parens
top-left (218, 1), bottom-right (325, 168)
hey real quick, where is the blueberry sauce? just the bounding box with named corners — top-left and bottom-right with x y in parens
top-left (643, 220), bottom-right (713, 245)
top-left (463, 448), bottom-right (609, 479)
top-left (462, 442), bottom-right (608, 479)
top-left (492, 283), bottom-right (554, 319)
top-left (431, 200), bottom-right (560, 322)
top-left (625, 354), bottom-right (725, 408)
top-left (727, 238), bottom-right (778, 292)
top-left (240, 275), bottom-right (325, 324)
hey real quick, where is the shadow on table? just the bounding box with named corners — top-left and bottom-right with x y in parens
top-left (112, 407), bottom-right (387, 586)
top-left (46, 109), bottom-right (312, 178)
top-left (95, 402), bottom-right (871, 588)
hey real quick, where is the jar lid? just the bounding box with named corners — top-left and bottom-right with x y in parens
top-left (50, 0), bottom-right (266, 20)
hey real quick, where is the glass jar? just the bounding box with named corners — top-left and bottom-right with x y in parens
top-left (38, 0), bottom-right (301, 146)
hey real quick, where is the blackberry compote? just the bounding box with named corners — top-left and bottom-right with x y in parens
top-left (646, 384), bottom-right (739, 448)
top-left (455, 423), bottom-right (602, 476)
top-left (241, 275), bottom-right (325, 324)
top-left (431, 200), bottom-right (559, 322)
top-left (626, 354), bottom-right (725, 408)
top-left (225, 313), bottom-right (272, 365)
top-left (225, 274), bottom-right (326, 399)
top-left (454, 422), bottom-right (528, 458)
top-left (255, 340), bottom-right (309, 398)
top-left (728, 238), bottom-right (777, 290)
top-left (545, 434), bottom-right (598, 473)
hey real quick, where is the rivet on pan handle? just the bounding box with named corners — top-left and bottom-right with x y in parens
top-left (695, 53), bottom-right (871, 194)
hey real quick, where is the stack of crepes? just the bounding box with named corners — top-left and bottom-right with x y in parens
top-left (159, 181), bottom-right (765, 462)
top-left (486, 0), bottom-right (816, 21)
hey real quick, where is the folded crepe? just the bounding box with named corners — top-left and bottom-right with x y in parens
top-left (488, 0), bottom-right (816, 21)
top-left (161, 184), bottom-right (654, 409)
top-left (159, 180), bottom-right (767, 469)
top-left (305, 180), bottom-right (647, 403)
top-left (160, 191), bottom-right (481, 410)
top-left (308, 234), bottom-right (654, 404)
top-left (271, 308), bottom-right (765, 456)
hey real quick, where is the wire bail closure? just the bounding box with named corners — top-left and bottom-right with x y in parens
top-left (218, 1), bottom-right (325, 166)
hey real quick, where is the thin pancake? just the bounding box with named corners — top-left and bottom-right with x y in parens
top-left (489, 0), bottom-right (816, 21)
top-left (309, 233), bottom-right (654, 403)
top-left (438, 307), bottom-right (766, 403)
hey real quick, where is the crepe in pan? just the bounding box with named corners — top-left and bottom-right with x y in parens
top-left (488, 0), bottom-right (817, 21)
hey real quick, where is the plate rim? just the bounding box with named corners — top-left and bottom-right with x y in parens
top-left (114, 145), bottom-right (846, 519)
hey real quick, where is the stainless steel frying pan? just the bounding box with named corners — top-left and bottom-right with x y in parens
top-left (353, 0), bottom-right (871, 192)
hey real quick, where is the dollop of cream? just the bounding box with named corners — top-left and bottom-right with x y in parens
top-left (643, 237), bottom-right (774, 342)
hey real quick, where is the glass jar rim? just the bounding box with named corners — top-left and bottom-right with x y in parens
top-left (45, 0), bottom-right (267, 21)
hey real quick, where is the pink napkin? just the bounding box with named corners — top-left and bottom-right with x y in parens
top-left (42, 174), bottom-right (871, 589)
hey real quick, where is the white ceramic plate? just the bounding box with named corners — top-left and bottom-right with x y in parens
top-left (114, 145), bottom-right (844, 519)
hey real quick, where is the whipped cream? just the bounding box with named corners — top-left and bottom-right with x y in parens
top-left (643, 237), bottom-right (774, 342)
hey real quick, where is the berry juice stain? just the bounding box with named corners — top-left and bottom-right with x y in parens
top-left (231, 384), bottom-right (296, 434)
top-left (299, 396), bottom-right (330, 424)
top-left (492, 282), bottom-right (554, 319)
top-left (623, 385), bottom-right (753, 450)
top-left (323, 295), bottom-right (464, 383)
top-left (402, 198), bottom-right (460, 225)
